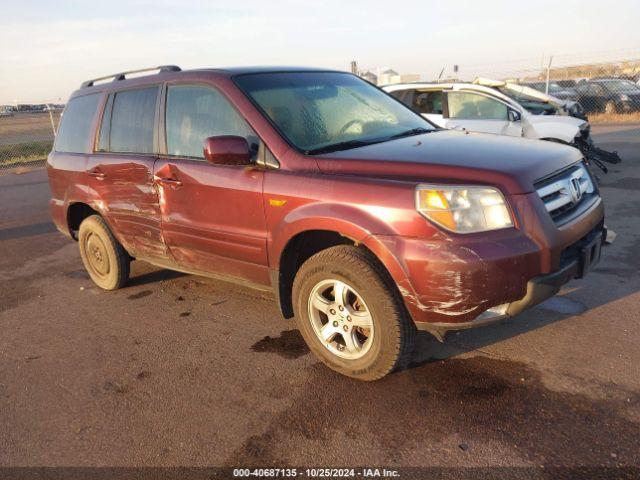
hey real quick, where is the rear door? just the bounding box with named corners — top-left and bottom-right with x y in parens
top-left (444, 91), bottom-right (522, 137)
top-left (154, 83), bottom-right (269, 286)
top-left (87, 86), bottom-right (165, 259)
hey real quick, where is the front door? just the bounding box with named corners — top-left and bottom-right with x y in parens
top-left (445, 91), bottom-right (523, 137)
top-left (154, 83), bottom-right (269, 286)
top-left (87, 86), bottom-right (165, 259)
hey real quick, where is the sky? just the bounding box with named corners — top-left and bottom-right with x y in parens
top-left (1, 0), bottom-right (640, 104)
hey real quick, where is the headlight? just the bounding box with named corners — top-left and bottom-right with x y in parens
top-left (415, 185), bottom-right (513, 233)
top-left (620, 94), bottom-right (630, 101)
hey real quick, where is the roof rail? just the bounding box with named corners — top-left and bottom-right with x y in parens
top-left (81, 65), bottom-right (181, 88)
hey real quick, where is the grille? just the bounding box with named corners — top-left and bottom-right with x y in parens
top-left (535, 162), bottom-right (598, 226)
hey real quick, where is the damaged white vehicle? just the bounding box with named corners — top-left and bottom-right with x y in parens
top-left (383, 82), bottom-right (620, 172)
top-left (471, 77), bottom-right (587, 120)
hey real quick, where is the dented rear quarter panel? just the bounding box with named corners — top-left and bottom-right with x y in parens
top-left (47, 152), bottom-right (91, 237)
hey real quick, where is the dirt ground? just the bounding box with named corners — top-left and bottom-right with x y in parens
top-left (0, 125), bottom-right (639, 478)
top-left (0, 112), bottom-right (59, 145)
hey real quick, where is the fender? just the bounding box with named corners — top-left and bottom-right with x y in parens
top-left (523, 117), bottom-right (582, 143)
top-left (269, 201), bottom-right (406, 266)
top-left (269, 202), bottom-right (418, 313)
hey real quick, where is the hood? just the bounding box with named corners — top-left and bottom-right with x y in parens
top-left (525, 114), bottom-right (585, 129)
top-left (314, 130), bottom-right (583, 194)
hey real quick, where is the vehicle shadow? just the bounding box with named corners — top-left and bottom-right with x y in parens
top-left (0, 221), bottom-right (57, 241)
top-left (408, 306), bottom-right (568, 367)
top-left (126, 267), bottom-right (186, 287)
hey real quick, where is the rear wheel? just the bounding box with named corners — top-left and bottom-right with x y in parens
top-left (292, 245), bottom-right (415, 381)
top-left (78, 215), bottom-right (130, 290)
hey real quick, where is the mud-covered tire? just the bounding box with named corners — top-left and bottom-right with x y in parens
top-left (78, 215), bottom-right (130, 290)
top-left (292, 245), bottom-right (415, 381)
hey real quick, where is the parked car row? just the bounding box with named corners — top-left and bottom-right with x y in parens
top-left (519, 78), bottom-right (640, 114)
top-left (0, 103), bottom-right (65, 114)
top-left (520, 81), bottom-right (580, 102)
top-left (573, 79), bottom-right (640, 114)
top-left (49, 65), bottom-right (607, 380)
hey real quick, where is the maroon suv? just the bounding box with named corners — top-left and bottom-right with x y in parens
top-left (48, 66), bottom-right (605, 380)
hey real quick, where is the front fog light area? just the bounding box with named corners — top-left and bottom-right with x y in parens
top-left (416, 185), bottom-right (513, 233)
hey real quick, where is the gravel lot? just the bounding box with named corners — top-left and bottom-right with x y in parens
top-left (0, 125), bottom-right (638, 477)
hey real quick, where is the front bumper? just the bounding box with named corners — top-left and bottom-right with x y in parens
top-left (371, 188), bottom-right (605, 337)
top-left (413, 226), bottom-right (605, 340)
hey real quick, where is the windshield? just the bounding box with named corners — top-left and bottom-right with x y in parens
top-left (234, 72), bottom-right (434, 154)
top-left (599, 80), bottom-right (640, 93)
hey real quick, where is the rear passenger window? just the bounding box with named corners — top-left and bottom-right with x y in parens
top-left (165, 85), bottom-right (256, 158)
top-left (103, 87), bottom-right (158, 154)
top-left (54, 93), bottom-right (100, 153)
top-left (448, 92), bottom-right (508, 120)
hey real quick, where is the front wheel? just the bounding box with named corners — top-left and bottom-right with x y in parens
top-left (292, 245), bottom-right (415, 381)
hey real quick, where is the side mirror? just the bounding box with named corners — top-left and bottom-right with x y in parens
top-left (203, 136), bottom-right (252, 166)
top-left (508, 109), bottom-right (521, 122)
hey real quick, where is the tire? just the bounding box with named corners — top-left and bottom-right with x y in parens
top-left (78, 215), bottom-right (130, 290)
top-left (292, 245), bottom-right (415, 381)
top-left (604, 101), bottom-right (618, 115)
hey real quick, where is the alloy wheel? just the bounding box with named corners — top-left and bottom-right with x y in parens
top-left (307, 279), bottom-right (375, 360)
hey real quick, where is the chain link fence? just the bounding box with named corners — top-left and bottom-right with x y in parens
top-left (509, 59), bottom-right (640, 125)
top-left (422, 54), bottom-right (640, 128)
top-left (0, 107), bottom-right (61, 170)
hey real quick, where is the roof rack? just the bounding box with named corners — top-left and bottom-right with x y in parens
top-left (81, 65), bottom-right (181, 88)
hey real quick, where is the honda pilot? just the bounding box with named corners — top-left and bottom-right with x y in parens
top-left (48, 66), bottom-right (605, 380)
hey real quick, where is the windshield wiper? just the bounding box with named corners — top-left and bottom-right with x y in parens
top-left (305, 127), bottom-right (433, 155)
top-left (305, 139), bottom-right (383, 155)
top-left (388, 127), bottom-right (432, 139)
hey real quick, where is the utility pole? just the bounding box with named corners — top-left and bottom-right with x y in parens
top-left (47, 104), bottom-right (57, 136)
top-left (545, 56), bottom-right (553, 94)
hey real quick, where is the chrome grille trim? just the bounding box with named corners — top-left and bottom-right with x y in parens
top-left (535, 163), bottom-right (596, 224)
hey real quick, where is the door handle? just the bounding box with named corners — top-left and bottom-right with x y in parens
top-left (154, 176), bottom-right (183, 189)
top-left (88, 168), bottom-right (106, 180)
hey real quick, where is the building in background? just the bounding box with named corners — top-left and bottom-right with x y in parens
top-left (357, 67), bottom-right (420, 86)
top-left (360, 71), bottom-right (378, 84)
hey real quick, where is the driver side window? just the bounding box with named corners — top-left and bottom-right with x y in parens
top-left (165, 85), bottom-right (257, 159)
top-left (448, 92), bottom-right (508, 120)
